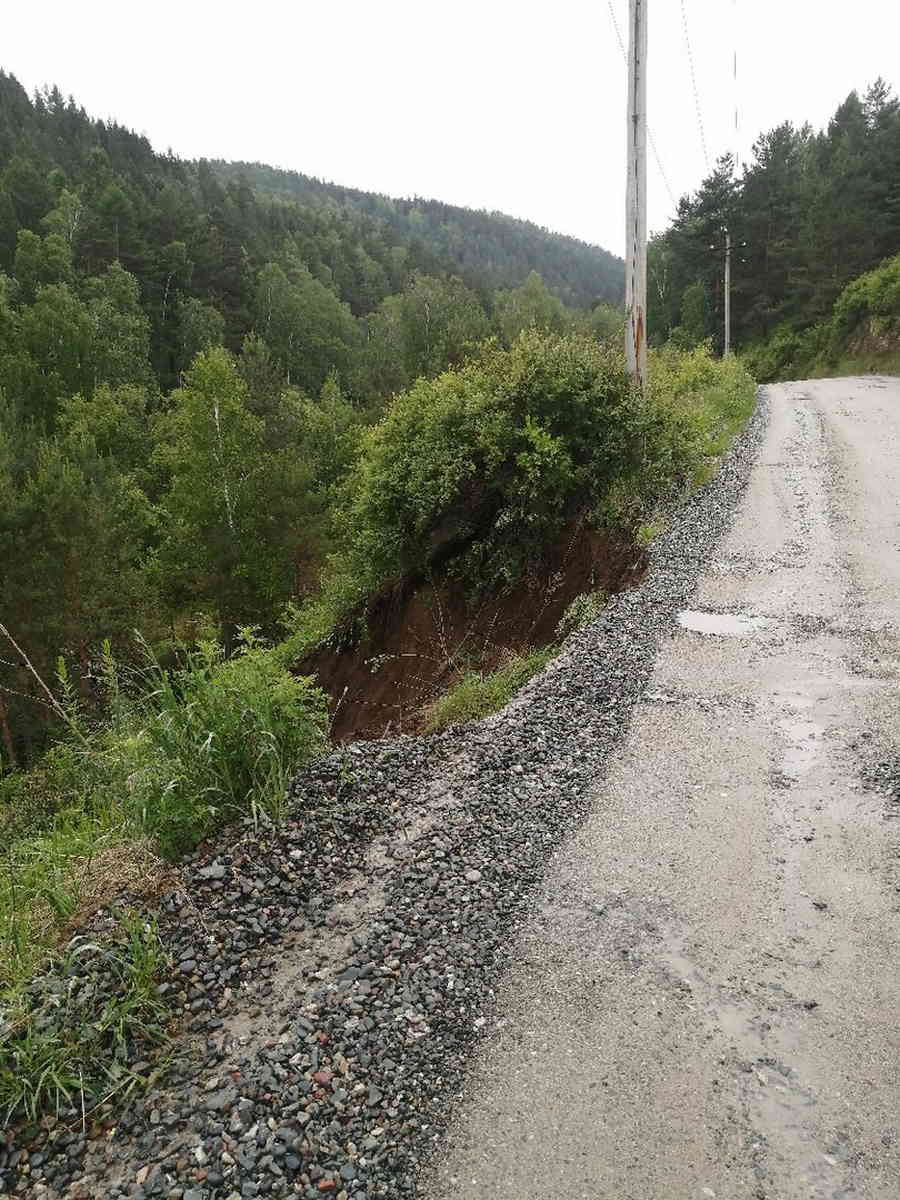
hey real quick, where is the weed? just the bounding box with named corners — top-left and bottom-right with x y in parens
top-left (555, 591), bottom-right (608, 640)
top-left (635, 519), bottom-right (667, 548)
top-left (425, 647), bottom-right (556, 732)
top-left (0, 913), bottom-right (169, 1123)
top-left (0, 629), bottom-right (327, 991)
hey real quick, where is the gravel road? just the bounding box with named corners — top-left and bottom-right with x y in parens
top-left (427, 376), bottom-right (900, 1200)
top-left (5, 376), bottom-right (898, 1200)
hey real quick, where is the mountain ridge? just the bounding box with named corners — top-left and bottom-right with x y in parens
top-left (211, 158), bottom-right (624, 309)
top-left (0, 69), bottom-right (623, 321)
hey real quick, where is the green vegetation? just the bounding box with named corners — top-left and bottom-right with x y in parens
top-left (0, 915), bottom-right (169, 1123)
top-left (0, 631), bottom-right (327, 990)
top-left (555, 591), bottom-right (608, 641)
top-left (647, 79), bottom-right (900, 372)
top-left (407, 339), bottom-right (755, 733)
top-left (0, 335), bottom-right (754, 1128)
top-left (651, 343), bottom-right (757, 457)
top-left (0, 70), bottom-right (622, 765)
top-left (1, 331), bottom-right (753, 988)
top-left (333, 332), bottom-right (644, 600)
top-left (213, 163), bottom-right (623, 312)
top-left (426, 648), bottom-right (557, 732)
top-left (0, 630), bottom-right (325, 1124)
top-left (278, 335), bottom-right (755, 661)
top-left (742, 253), bottom-right (900, 381)
top-left (426, 587), bottom-right (613, 733)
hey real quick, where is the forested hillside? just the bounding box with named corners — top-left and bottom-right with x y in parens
top-left (648, 79), bottom-right (900, 359)
top-left (0, 70), bottom-right (624, 763)
top-left (213, 160), bottom-right (624, 310)
top-left (742, 251), bottom-right (900, 380)
top-left (0, 71), bottom-right (622, 388)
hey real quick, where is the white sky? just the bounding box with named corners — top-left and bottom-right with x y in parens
top-left (5, 1), bottom-right (900, 257)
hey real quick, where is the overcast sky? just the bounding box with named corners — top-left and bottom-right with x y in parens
top-left (5, 1), bottom-right (900, 256)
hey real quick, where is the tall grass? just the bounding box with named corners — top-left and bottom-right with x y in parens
top-left (0, 630), bottom-right (328, 991)
top-left (0, 914), bottom-right (169, 1123)
top-left (425, 647), bottom-right (557, 732)
top-left (0, 628), bottom-right (327, 1123)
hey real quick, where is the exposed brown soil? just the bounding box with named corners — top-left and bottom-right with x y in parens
top-left (300, 521), bottom-right (646, 741)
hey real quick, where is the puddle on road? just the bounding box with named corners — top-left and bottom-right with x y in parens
top-left (677, 609), bottom-right (773, 637)
top-left (779, 718), bottom-right (823, 780)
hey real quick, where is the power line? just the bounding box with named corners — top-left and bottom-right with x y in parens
top-left (679, 0), bottom-right (710, 171)
top-left (607, 0), bottom-right (677, 211)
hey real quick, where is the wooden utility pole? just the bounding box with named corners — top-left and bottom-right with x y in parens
top-left (723, 225), bottom-right (732, 356)
top-left (625, 0), bottom-right (648, 392)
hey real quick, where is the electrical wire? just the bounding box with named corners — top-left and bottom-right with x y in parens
top-left (606, 0), bottom-right (678, 210)
top-left (679, 0), bottom-right (710, 171)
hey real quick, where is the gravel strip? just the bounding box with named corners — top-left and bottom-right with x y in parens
top-left (1, 392), bottom-right (768, 1200)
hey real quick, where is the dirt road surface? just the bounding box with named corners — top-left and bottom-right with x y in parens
top-left (427, 378), bottom-right (900, 1200)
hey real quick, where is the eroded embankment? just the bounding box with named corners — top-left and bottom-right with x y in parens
top-left (301, 523), bottom-right (646, 740)
top-left (1, 396), bottom-right (767, 1200)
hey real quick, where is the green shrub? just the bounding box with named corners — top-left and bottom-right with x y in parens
top-left (742, 326), bottom-right (804, 382)
top-left (832, 253), bottom-right (900, 337)
top-left (633, 344), bottom-right (757, 502)
top-left (332, 331), bottom-right (642, 603)
top-left (741, 323), bottom-right (832, 382)
top-left (744, 254), bottom-right (900, 382)
top-left (280, 336), bottom-right (756, 657)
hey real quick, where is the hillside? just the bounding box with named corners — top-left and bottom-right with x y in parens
top-left (647, 78), bottom-right (900, 357)
top-left (213, 160), bottom-right (623, 310)
top-left (743, 251), bottom-right (900, 381)
top-left (0, 72), bottom-right (622, 377)
top-left (0, 67), bottom-right (618, 763)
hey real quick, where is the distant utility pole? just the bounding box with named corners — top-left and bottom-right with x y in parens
top-left (715, 225), bottom-right (746, 357)
top-left (625, 0), bottom-right (648, 392)
top-left (723, 225), bottom-right (732, 356)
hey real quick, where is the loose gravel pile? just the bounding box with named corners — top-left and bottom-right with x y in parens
top-left (862, 757), bottom-right (900, 805)
top-left (1, 393), bottom-right (768, 1200)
